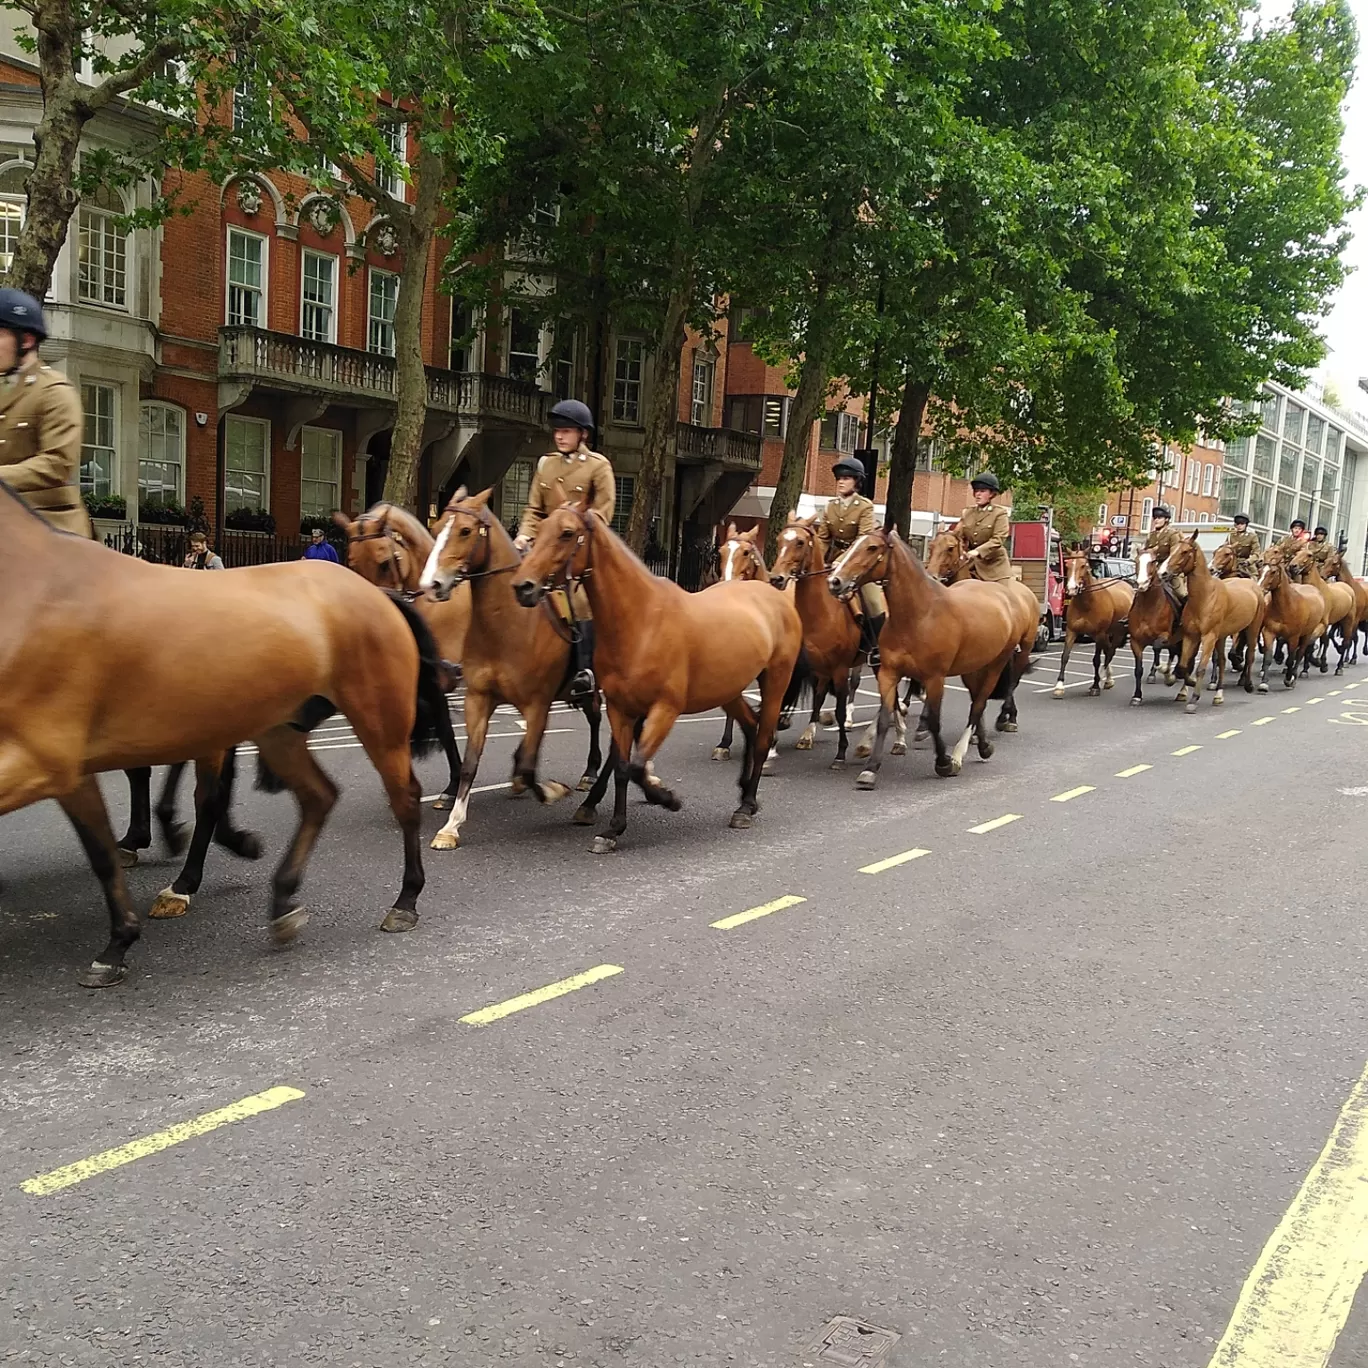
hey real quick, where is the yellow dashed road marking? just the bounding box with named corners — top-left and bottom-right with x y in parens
top-left (1282, 706), bottom-right (1301, 714)
top-left (1306, 697), bottom-right (1324, 705)
top-left (859, 850), bottom-right (930, 875)
top-left (1173, 745), bottom-right (1202, 756)
top-left (1206, 1059), bottom-right (1368, 1368)
top-left (968, 813), bottom-right (1022, 835)
top-left (1050, 786), bottom-right (1095, 803)
top-left (22, 1086), bottom-right (305, 1195)
top-left (711, 895), bottom-right (806, 931)
top-left (460, 965), bottom-right (623, 1025)
top-left (1330, 690), bottom-right (1343, 696)
top-left (1251, 716), bottom-right (1276, 726)
top-left (1216, 730), bottom-right (1241, 739)
top-left (1115, 764), bottom-right (1152, 778)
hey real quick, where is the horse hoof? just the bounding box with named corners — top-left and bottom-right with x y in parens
top-left (430, 830), bottom-right (460, 851)
top-left (380, 906), bottom-right (419, 933)
top-left (537, 780), bottom-right (572, 804)
top-left (1336, 667), bottom-right (1345, 676)
top-left (117, 847), bottom-right (139, 869)
top-left (1243, 680), bottom-right (1254, 694)
top-left (891, 741), bottom-right (907, 756)
top-left (591, 835), bottom-right (618, 855)
top-left (1212, 694), bottom-right (1224, 707)
top-left (1163, 674), bottom-right (1176, 687)
top-left (148, 887), bottom-right (191, 920)
top-left (1052, 684), bottom-right (1065, 699)
top-left (855, 770), bottom-right (878, 790)
top-left (431, 794), bottom-right (453, 811)
top-left (978, 742), bottom-right (995, 761)
top-left (934, 759), bottom-right (955, 778)
top-left (77, 960), bottom-right (126, 989)
top-left (219, 829), bottom-right (263, 861)
top-left (711, 747), bottom-right (731, 762)
top-left (913, 728), bottom-right (929, 744)
top-left (820, 710), bottom-right (836, 726)
top-left (572, 804), bottom-right (596, 825)
top-left (1258, 683), bottom-right (1269, 693)
top-left (577, 773), bottom-right (596, 792)
top-left (1130, 697), bottom-right (1143, 707)
top-left (1103, 678), bottom-right (1115, 690)
top-left (761, 759), bottom-right (776, 776)
top-left (854, 743), bottom-right (872, 760)
top-left (776, 717), bottom-right (791, 732)
top-left (510, 776), bottom-right (528, 797)
top-left (794, 735), bottom-right (813, 751)
top-left (729, 810), bottom-right (753, 830)
top-left (1321, 662), bottom-right (1330, 673)
top-left (271, 907), bottom-right (309, 945)
top-left (1185, 703), bottom-right (1197, 715)
top-left (999, 721), bottom-right (1018, 733)
top-left (1086, 686), bottom-right (1100, 697)
top-left (829, 758), bottom-right (847, 771)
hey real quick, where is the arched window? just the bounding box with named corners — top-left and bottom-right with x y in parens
top-left (0, 163), bottom-right (29, 273)
top-left (78, 185), bottom-right (128, 309)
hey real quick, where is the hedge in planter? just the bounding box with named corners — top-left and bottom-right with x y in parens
top-left (224, 507), bottom-right (277, 534)
top-left (83, 493), bottom-right (126, 520)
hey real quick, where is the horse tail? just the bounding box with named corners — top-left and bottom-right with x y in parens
top-left (386, 592), bottom-right (453, 760)
top-left (990, 647), bottom-right (1027, 701)
top-left (256, 754), bottom-right (288, 793)
top-left (780, 646), bottom-right (815, 721)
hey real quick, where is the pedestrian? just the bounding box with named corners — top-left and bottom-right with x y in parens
top-left (514, 398), bottom-right (615, 702)
top-left (0, 288), bottom-right (93, 537)
top-left (182, 530), bottom-right (225, 570)
top-left (814, 454), bottom-right (885, 662)
top-left (303, 526), bottom-right (341, 563)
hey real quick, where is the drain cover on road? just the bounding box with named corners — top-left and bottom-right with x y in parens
top-left (804, 1316), bottom-right (901, 1365)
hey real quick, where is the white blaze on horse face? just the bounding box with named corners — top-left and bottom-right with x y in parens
top-left (831, 534), bottom-right (869, 587)
top-left (1136, 551), bottom-right (1153, 589)
top-left (721, 542), bottom-right (737, 581)
top-left (1066, 562), bottom-right (1082, 596)
top-left (419, 516), bottom-right (453, 591)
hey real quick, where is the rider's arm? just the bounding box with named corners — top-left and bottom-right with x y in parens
top-left (857, 500), bottom-right (875, 537)
top-left (979, 506), bottom-right (1010, 554)
top-left (813, 507), bottom-right (832, 558)
top-left (516, 458), bottom-right (549, 541)
top-left (0, 380), bottom-right (82, 496)
top-left (591, 461), bottom-right (616, 524)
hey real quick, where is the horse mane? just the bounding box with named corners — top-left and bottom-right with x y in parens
top-left (363, 502), bottom-right (436, 556)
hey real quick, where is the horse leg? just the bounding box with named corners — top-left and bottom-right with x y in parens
top-left (432, 690), bottom-right (494, 850)
top-left (1174, 635), bottom-right (1195, 705)
top-left (890, 686), bottom-right (908, 756)
top-left (1162, 644), bottom-right (1177, 687)
top-left (147, 754), bottom-right (231, 921)
top-left (625, 701), bottom-right (684, 810)
top-left (1211, 634), bottom-right (1227, 707)
top-left (150, 762), bottom-right (190, 857)
top-left (727, 700), bottom-right (763, 828)
top-left (116, 766), bottom-right (153, 867)
top-left (577, 690), bottom-right (604, 790)
top-left (856, 668), bottom-right (903, 790)
top-left (429, 692), bottom-right (462, 811)
top-left (592, 707), bottom-right (639, 853)
top-left (1052, 628), bottom-right (1075, 698)
top-left (58, 776), bottom-right (142, 988)
top-left (1102, 636), bottom-right (1117, 691)
top-left (513, 700), bottom-right (573, 807)
top-left (1130, 640), bottom-right (1145, 706)
top-left (252, 726), bottom-right (339, 944)
top-left (831, 672), bottom-right (850, 769)
top-left (1147, 644), bottom-right (1160, 683)
top-left (712, 712), bottom-right (736, 762)
top-left (206, 747), bottom-right (261, 860)
top-left (1088, 640), bottom-right (1102, 696)
top-left (1258, 629), bottom-right (1272, 693)
top-left (795, 680), bottom-right (826, 752)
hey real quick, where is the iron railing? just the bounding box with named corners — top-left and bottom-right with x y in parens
top-left (99, 521), bottom-right (346, 569)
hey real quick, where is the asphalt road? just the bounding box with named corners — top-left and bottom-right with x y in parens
top-left (3, 645), bottom-right (1368, 1367)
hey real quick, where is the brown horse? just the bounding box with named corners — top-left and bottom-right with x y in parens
top-left (1126, 547), bottom-right (1182, 705)
top-left (711, 524), bottom-right (779, 766)
top-left (416, 488), bottom-right (608, 848)
top-left (336, 502), bottom-right (467, 814)
top-left (828, 529), bottom-right (1025, 786)
top-left (1325, 548), bottom-right (1368, 668)
top-left (924, 529), bottom-right (1037, 730)
top-left (1052, 552), bottom-right (1134, 699)
top-left (1162, 533), bottom-right (1264, 710)
top-left (1256, 548), bottom-right (1326, 691)
top-left (0, 483), bottom-right (444, 986)
top-left (508, 498), bottom-right (805, 850)
top-left (1293, 546), bottom-right (1357, 675)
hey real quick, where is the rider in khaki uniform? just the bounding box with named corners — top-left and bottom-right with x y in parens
top-left (956, 472), bottom-right (1013, 581)
top-left (1273, 518), bottom-right (1309, 562)
top-left (0, 289), bottom-right (92, 538)
top-left (814, 455), bottom-right (886, 661)
top-left (1221, 514), bottom-right (1262, 577)
top-left (515, 398), bottom-right (614, 702)
top-left (1143, 505), bottom-right (1187, 599)
top-left (1306, 525), bottom-right (1334, 573)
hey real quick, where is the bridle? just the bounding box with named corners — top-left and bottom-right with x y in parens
top-left (832, 528), bottom-right (894, 597)
top-left (433, 503), bottom-right (524, 587)
top-left (720, 537), bottom-right (766, 582)
top-left (348, 520), bottom-right (415, 596)
top-left (774, 525), bottom-right (829, 582)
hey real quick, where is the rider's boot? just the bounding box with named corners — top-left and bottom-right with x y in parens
top-left (861, 613), bottom-right (886, 670)
top-left (566, 636), bottom-right (596, 704)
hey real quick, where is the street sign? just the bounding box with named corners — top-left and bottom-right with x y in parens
top-left (1110, 515), bottom-right (1128, 527)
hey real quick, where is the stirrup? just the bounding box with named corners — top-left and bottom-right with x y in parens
top-left (566, 669), bottom-right (596, 703)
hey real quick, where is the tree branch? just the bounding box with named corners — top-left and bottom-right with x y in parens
top-left (83, 34), bottom-right (186, 114)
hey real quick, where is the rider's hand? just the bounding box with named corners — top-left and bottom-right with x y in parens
top-left (514, 534), bottom-right (531, 553)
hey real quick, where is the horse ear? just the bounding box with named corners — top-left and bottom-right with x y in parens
top-left (725, 521), bottom-right (738, 539)
top-left (331, 510), bottom-right (354, 533)
top-left (468, 487), bottom-right (494, 509)
top-left (1189, 530), bottom-right (1199, 543)
top-left (444, 485), bottom-right (468, 512)
top-left (740, 526), bottom-right (758, 543)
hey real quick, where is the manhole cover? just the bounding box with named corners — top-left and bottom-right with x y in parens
top-left (804, 1316), bottom-right (901, 1365)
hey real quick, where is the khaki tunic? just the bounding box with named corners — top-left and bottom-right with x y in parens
top-left (1306, 539), bottom-right (1333, 572)
top-left (1141, 523), bottom-right (1186, 594)
top-left (518, 444), bottom-right (615, 619)
top-left (0, 361), bottom-right (93, 537)
top-left (1223, 528), bottom-right (1262, 576)
top-left (814, 493), bottom-right (885, 617)
top-left (1273, 533), bottom-right (1308, 560)
top-left (957, 503), bottom-right (1012, 582)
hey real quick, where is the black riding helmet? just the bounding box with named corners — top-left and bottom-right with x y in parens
top-left (548, 398), bottom-right (594, 432)
top-left (1315, 525), bottom-right (1328, 536)
top-left (970, 471), bottom-right (1001, 493)
top-left (1291, 518), bottom-right (1306, 531)
top-left (0, 287), bottom-right (47, 340)
top-left (1234, 513), bottom-right (1250, 525)
top-left (1153, 504), bottom-right (1173, 520)
top-left (831, 456), bottom-right (866, 482)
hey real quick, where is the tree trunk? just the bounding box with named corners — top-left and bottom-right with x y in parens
top-left (382, 139), bottom-right (444, 511)
top-left (885, 372), bottom-right (930, 538)
top-left (625, 279), bottom-right (690, 553)
top-left (764, 344), bottom-right (830, 566)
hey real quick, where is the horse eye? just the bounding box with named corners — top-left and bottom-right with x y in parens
top-left (560, 528), bottom-right (574, 540)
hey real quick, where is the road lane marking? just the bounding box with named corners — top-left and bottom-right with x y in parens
top-left (1115, 764), bottom-right (1152, 778)
top-left (21, 1086), bottom-right (305, 1195)
top-left (1216, 730), bottom-right (1241, 739)
top-left (1307, 697), bottom-right (1325, 705)
top-left (968, 814), bottom-right (1022, 834)
top-left (1330, 690), bottom-right (1343, 696)
top-left (421, 781), bottom-right (512, 803)
top-left (1206, 1059), bottom-right (1368, 1368)
top-left (1251, 716), bottom-right (1276, 725)
top-left (1347, 682), bottom-right (1362, 689)
top-left (711, 894), bottom-right (807, 929)
top-left (1050, 786), bottom-right (1095, 803)
top-left (460, 965), bottom-right (624, 1026)
top-left (859, 849), bottom-right (930, 875)
top-left (1282, 706), bottom-right (1301, 714)
top-left (1172, 745), bottom-right (1202, 756)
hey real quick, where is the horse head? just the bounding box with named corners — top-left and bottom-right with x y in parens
top-left (511, 495), bottom-right (595, 608)
top-left (1289, 544), bottom-right (1316, 580)
top-left (768, 516), bottom-right (816, 589)
top-left (828, 528), bottom-right (891, 603)
top-left (720, 523), bottom-right (767, 583)
top-left (1258, 554), bottom-right (1286, 593)
top-left (337, 504), bottom-right (415, 592)
top-left (1210, 543), bottom-right (1238, 578)
top-left (1161, 531), bottom-right (1201, 580)
top-left (1063, 550), bottom-right (1094, 598)
top-left (925, 529), bottom-right (967, 584)
top-left (419, 487), bottom-right (502, 602)
top-left (1135, 549), bottom-right (1157, 591)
